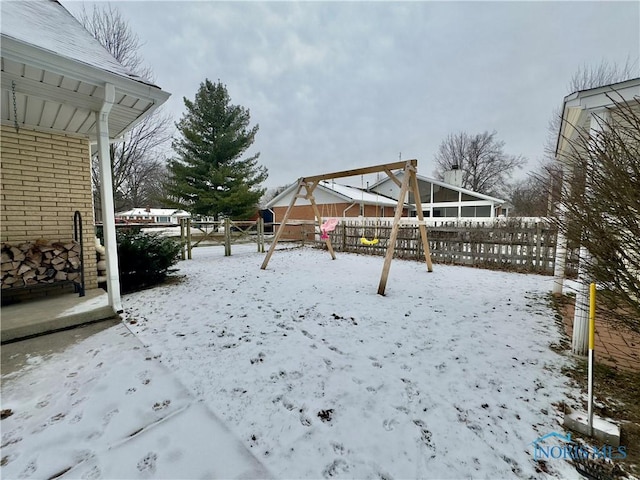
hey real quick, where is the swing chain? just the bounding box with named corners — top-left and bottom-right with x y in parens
top-left (11, 81), bottom-right (19, 133)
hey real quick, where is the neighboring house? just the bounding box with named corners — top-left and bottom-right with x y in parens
top-left (552, 77), bottom-right (640, 353)
top-left (116, 208), bottom-right (191, 224)
top-left (370, 171), bottom-right (506, 218)
top-left (265, 180), bottom-right (406, 223)
top-left (0, 0), bottom-right (170, 313)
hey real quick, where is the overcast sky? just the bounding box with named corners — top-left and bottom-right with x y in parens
top-left (63, 1), bottom-right (639, 190)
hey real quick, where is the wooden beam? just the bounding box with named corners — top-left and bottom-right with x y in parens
top-left (378, 162), bottom-right (413, 295)
top-left (383, 168), bottom-right (402, 187)
top-left (303, 160), bottom-right (417, 183)
top-left (261, 179), bottom-right (305, 269)
top-left (410, 167), bottom-right (433, 272)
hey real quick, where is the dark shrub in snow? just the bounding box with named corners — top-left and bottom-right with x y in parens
top-left (116, 230), bottom-right (181, 293)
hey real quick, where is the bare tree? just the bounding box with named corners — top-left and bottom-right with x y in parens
top-left (552, 94), bottom-right (640, 334)
top-left (433, 131), bottom-right (525, 196)
top-left (78, 4), bottom-right (151, 79)
top-left (508, 161), bottom-right (563, 217)
top-left (544, 58), bottom-right (638, 160)
top-left (78, 4), bottom-right (173, 219)
top-left (511, 60), bottom-right (640, 219)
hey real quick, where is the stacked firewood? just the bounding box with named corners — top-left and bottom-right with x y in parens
top-left (1, 240), bottom-right (81, 289)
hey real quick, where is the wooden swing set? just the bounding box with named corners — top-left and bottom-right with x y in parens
top-left (260, 159), bottom-right (433, 295)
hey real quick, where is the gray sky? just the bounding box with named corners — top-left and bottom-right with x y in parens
top-left (63, 1), bottom-right (639, 190)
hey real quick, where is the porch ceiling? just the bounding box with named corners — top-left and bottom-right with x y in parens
top-left (1, 46), bottom-right (168, 140)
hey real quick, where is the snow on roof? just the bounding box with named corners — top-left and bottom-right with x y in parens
top-left (318, 181), bottom-right (399, 206)
top-left (1, 0), bottom-right (154, 86)
top-left (116, 208), bottom-right (190, 217)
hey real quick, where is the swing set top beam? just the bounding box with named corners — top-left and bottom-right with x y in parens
top-left (302, 159), bottom-right (417, 184)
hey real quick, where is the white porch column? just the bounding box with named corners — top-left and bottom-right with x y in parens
top-left (96, 83), bottom-right (123, 312)
top-left (572, 109), bottom-right (608, 355)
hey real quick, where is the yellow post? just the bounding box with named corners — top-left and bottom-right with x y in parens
top-left (589, 282), bottom-right (596, 350)
top-left (587, 281), bottom-right (596, 434)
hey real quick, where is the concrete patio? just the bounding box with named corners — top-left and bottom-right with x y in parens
top-left (1, 288), bottom-right (118, 343)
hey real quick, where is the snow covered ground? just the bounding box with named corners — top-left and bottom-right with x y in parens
top-left (0, 322), bottom-right (270, 479)
top-left (2, 244), bottom-right (581, 479)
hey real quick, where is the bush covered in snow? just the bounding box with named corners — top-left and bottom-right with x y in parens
top-left (116, 230), bottom-right (181, 292)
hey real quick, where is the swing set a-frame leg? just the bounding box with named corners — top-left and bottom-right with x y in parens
top-left (261, 178), bottom-right (336, 270)
top-left (261, 179), bottom-right (304, 270)
top-left (411, 168), bottom-right (433, 272)
top-left (377, 164), bottom-right (412, 295)
top-left (377, 163), bottom-right (433, 295)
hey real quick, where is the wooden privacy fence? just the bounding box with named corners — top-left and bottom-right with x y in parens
top-left (301, 218), bottom-right (578, 276)
top-left (180, 218), bottom-right (265, 259)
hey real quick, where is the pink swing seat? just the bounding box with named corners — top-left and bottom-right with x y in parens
top-left (320, 218), bottom-right (339, 239)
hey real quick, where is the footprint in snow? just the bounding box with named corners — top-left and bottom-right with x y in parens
top-left (48, 413), bottom-right (65, 424)
top-left (299, 413), bottom-right (312, 426)
top-left (136, 370), bottom-right (151, 386)
top-left (69, 413), bottom-right (83, 424)
top-left (413, 419), bottom-right (435, 452)
top-left (19, 459), bottom-right (37, 478)
top-left (80, 465), bottom-right (101, 479)
top-left (137, 452), bottom-right (157, 474)
top-left (323, 459), bottom-right (349, 478)
top-left (331, 442), bottom-right (345, 455)
top-left (382, 418), bottom-right (398, 431)
top-left (102, 408), bottom-right (119, 426)
top-left (401, 378), bottom-right (420, 401)
top-left (35, 394), bottom-right (52, 408)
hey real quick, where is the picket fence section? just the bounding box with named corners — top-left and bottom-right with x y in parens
top-left (303, 218), bottom-right (577, 276)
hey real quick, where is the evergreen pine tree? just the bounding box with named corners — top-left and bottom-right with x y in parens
top-left (166, 79), bottom-right (267, 219)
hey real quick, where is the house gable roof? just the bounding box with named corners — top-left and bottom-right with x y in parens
top-left (371, 171), bottom-right (505, 204)
top-left (265, 180), bottom-right (401, 209)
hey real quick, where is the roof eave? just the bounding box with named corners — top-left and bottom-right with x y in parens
top-left (2, 35), bottom-right (170, 138)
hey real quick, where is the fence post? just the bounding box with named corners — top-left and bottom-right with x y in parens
top-left (224, 217), bottom-right (231, 256)
top-left (180, 218), bottom-right (186, 260)
top-left (187, 218), bottom-right (192, 260)
top-left (257, 218), bottom-right (265, 253)
top-left (535, 221), bottom-right (542, 269)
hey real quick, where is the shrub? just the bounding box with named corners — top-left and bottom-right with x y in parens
top-left (116, 230), bottom-right (181, 293)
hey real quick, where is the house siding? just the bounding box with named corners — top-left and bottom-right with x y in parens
top-left (0, 125), bottom-right (98, 290)
top-left (271, 203), bottom-right (399, 223)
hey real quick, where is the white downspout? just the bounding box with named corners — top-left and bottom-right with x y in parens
top-left (342, 202), bottom-right (357, 218)
top-left (96, 83), bottom-right (123, 313)
top-left (552, 165), bottom-right (567, 296)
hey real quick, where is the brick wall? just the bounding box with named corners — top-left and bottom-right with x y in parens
top-left (270, 203), bottom-right (408, 240)
top-left (1, 125), bottom-right (98, 290)
top-left (272, 203), bottom-right (401, 223)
